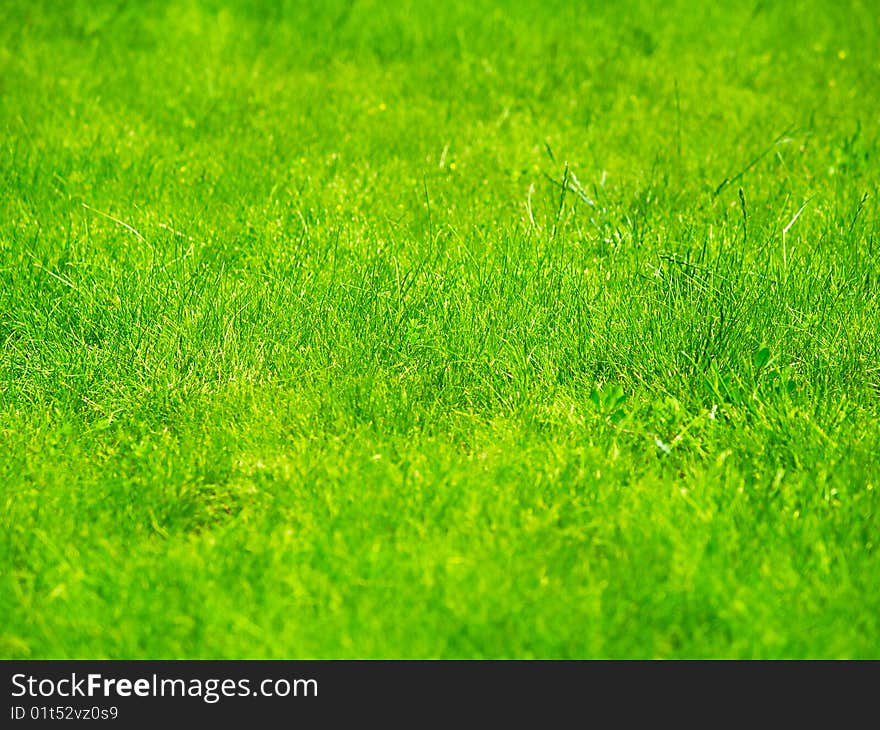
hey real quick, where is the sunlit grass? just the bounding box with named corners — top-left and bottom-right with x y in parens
top-left (1, 0), bottom-right (878, 658)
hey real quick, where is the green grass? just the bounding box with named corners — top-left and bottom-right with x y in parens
top-left (1, 0), bottom-right (878, 658)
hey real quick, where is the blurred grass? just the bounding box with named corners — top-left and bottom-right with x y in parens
top-left (0, 0), bottom-right (878, 657)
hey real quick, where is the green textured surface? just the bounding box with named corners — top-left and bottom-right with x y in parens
top-left (1, 0), bottom-right (878, 657)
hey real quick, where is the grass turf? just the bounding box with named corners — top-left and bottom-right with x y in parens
top-left (1, 0), bottom-right (878, 658)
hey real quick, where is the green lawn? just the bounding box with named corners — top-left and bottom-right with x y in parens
top-left (1, 0), bottom-right (878, 658)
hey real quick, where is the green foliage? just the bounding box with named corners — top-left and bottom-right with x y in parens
top-left (589, 383), bottom-right (627, 423)
top-left (0, 0), bottom-right (878, 658)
